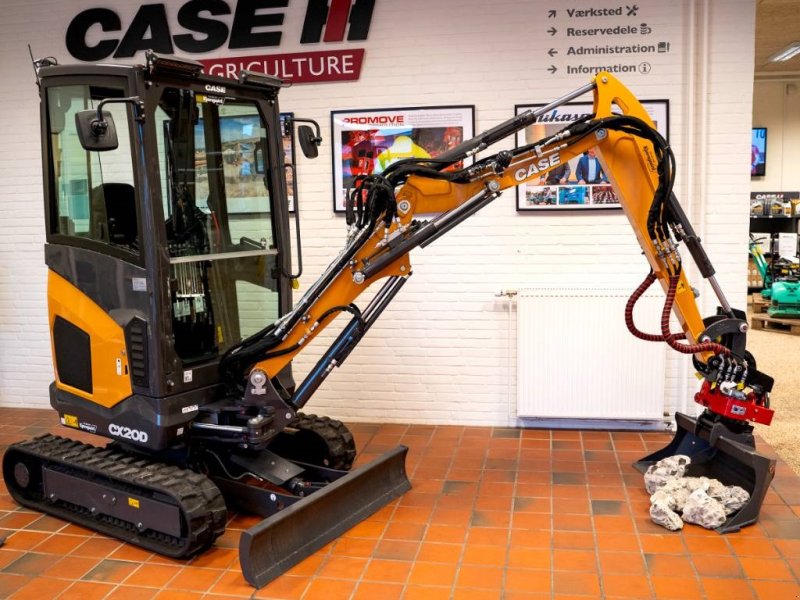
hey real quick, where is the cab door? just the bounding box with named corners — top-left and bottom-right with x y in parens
top-left (42, 73), bottom-right (147, 411)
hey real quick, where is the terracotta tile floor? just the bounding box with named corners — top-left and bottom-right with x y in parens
top-left (0, 408), bottom-right (799, 599)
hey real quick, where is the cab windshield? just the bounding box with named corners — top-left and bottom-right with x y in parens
top-left (156, 88), bottom-right (279, 364)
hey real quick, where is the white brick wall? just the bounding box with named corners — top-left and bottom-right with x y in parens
top-left (0, 0), bottom-right (756, 426)
top-left (752, 80), bottom-right (800, 192)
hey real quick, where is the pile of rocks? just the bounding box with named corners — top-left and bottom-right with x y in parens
top-left (644, 455), bottom-right (750, 530)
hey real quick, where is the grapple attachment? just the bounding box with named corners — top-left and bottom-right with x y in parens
top-left (237, 445), bottom-right (410, 588)
top-left (634, 411), bottom-right (776, 533)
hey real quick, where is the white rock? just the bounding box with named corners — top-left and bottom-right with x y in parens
top-left (652, 479), bottom-right (692, 511)
top-left (716, 485), bottom-right (750, 515)
top-left (681, 488), bottom-right (727, 529)
top-left (643, 455), bottom-right (692, 494)
top-left (650, 499), bottom-right (684, 531)
top-left (705, 478), bottom-right (729, 499)
top-left (650, 489), bottom-right (677, 511)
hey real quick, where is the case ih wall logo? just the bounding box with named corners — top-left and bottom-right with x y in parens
top-left (65, 0), bottom-right (375, 84)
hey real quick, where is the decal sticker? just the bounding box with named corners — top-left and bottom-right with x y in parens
top-left (197, 94), bottom-right (225, 106)
top-left (79, 422), bottom-right (97, 434)
top-left (109, 423), bottom-right (149, 443)
top-left (128, 497), bottom-right (140, 509)
top-left (514, 154), bottom-right (562, 182)
top-left (63, 414), bottom-right (79, 428)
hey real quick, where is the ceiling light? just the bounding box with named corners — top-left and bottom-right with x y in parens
top-left (768, 42), bottom-right (800, 62)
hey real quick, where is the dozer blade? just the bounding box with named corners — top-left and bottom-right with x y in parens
top-left (634, 412), bottom-right (776, 533)
top-left (239, 445), bottom-right (410, 588)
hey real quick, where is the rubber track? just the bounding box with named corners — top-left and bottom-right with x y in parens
top-left (288, 413), bottom-right (356, 471)
top-left (4, 434), bottom-right (226, 558)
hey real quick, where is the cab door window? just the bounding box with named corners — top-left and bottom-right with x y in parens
top-left (46, 85), bottom-right (138, 252)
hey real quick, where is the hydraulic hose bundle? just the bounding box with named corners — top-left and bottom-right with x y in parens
top-left (624, 270), bottom-right (730, 356)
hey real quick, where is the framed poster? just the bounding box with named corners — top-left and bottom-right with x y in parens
top-left (514, 100), bottom-right (669, 212)
top-left (331, 105), bottom-right (475, 213)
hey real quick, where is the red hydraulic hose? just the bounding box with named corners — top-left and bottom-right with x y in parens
top-left (624, 271), bottom-right (686, 342)
top-left (661, 275), bottom-right (730, 356)
top-left (625, 271), bottom-right (665, 341)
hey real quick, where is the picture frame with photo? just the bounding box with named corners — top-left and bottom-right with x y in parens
top-left (514, 100), bottom-right (669, 211)
top-left (331, 105), bottom-right (475, 213)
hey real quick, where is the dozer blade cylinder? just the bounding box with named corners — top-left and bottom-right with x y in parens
top-left (239, 445), bottom-right (410, 588)
top-left (634, 412), bottom-right (776, 533)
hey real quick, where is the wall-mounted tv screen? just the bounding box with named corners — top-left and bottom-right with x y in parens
top-left (752, 127), bottom-right (767, 177)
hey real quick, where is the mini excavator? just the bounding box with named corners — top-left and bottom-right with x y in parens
top-left (3, 52), bottom-right (776, 588)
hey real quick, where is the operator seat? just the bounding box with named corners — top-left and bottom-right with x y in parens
top-left (91, 183), bottom-right (138, 248)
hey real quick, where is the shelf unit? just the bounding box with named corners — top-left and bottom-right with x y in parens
top-left (750, 214), bottom-right (799, 226)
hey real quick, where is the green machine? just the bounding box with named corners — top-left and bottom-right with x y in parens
top-left (749, 234), bottom-right (800, 318)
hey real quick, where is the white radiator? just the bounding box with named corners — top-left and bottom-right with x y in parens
top-left (516, 287), bottom-right (666, 420)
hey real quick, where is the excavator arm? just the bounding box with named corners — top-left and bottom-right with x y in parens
top-left (232, 73), bottom-right (773, 430)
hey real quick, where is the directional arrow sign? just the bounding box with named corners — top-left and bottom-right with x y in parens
top-left (548, 48), bottom-right (558, 57)
top-left (548, 27), bottom-right (557, 36)
top-left (548, 65), bottom-right (558, 74)
top-left (548, 9), bottom-right (556, 18)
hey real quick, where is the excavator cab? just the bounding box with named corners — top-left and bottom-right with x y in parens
top-left (41, 56), bottom-right (297, 443)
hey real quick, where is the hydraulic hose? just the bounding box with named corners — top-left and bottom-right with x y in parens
top-left (660, 275), bottom-right (730, 356)
top-left (624, 271), bottom-right (686, 342)
top-left (623, 271), bottom-right (740, 361)
top-left (626, 271), bottom-right (666, 342)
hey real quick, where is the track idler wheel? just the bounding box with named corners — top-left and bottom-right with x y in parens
top-left (267, 412), bottom-right (356, 470)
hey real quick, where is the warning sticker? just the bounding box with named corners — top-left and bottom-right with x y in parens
top-left (128, 497), bottom-right (140, 509)
top-left (63, 414), bottom-right (78, 428)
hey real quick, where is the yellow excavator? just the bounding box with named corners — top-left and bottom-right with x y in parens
top-left (3, 52), bottom-right (775, 588)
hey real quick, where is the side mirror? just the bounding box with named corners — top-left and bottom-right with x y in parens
top-left (298, 125), bottom-right (321, 159)
top-left (75, 96), bottom-right (143, 152)
top-left (75, 110), bottom-right (119, 151)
